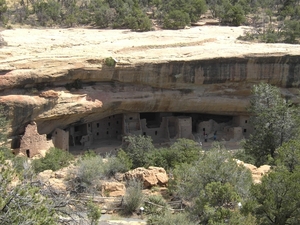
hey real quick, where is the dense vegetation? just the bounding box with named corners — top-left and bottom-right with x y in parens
top-left (0, 0), bottom-right (299, 43)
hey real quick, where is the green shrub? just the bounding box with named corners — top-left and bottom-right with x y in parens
top-left (145, 148), bottom-right (168, 168)
top-left (146, 139), bottom-right (201, 169)
top-left (233, 149), bottom-right (255, 165)
top-left (163, 10), bottom-right (190, 29)
top-left (122, 135), bottom-right (155, 168)
top-left (147, 212), bottom-right (196, 225)
top-left (87, 199), bottom-right (101, 225)
top-left (145, 195), bottom-right (169, 216)
top-left (77, 155), bottom-right (104, 184)
top-left (122, 179), bottom-right (144, 215)
top-left (12, 156), bottom-right (28, 173)
top-left (116, 149), bottom-right (132, 170)
top-left (82, 150), bottom-right (97, 159)
top-left (103, 154), bottom-right (131, 177)
top-left (104, 57), bottom-right (116, 67)
top-left (77, 153), bottom-right (130, 183)
top-left (32, 147), bottom-right (74, 173)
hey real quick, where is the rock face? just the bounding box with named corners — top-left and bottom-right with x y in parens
top-left (37, 169), bottom-right (67, 191)
top-left (0, 27), bottom-right (299, 146)
top-left (124, 167), bottom-right (169, 188)
top-left (236, 160), bottom-right (271, 184)
top-left (2, 56), bottom-right (300, 139)
top-left (100, 181), bottom-right (126, 197)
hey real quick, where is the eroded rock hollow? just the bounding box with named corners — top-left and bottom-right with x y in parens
top-left (0, 28), bottom-right (299, 156)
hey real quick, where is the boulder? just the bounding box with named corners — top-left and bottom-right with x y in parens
top-left (243, 163), bottom-right (271, 184)
top-left (101, 181), bottom-right (126, 197)
top-left (124, 167), bottom-right (168, 188)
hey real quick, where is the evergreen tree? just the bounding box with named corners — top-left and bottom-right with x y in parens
top-left (244, 83), bottom-right (299, 166)
top-left (249, 168), bottom-right (300, 224)
top-left (172, 144), bottom-right (253, 223)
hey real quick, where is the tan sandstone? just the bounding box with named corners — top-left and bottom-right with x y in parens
top-left (0, 27), bottom-right (299, 138)
top-left (124, 167), bottom-right (169, 188)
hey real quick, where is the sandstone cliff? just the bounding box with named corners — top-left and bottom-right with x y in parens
top-left (0, 26), bottom-right (299, 138)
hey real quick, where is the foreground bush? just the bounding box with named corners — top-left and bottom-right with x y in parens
top-left (76, 153), bottom-right (130, 184)
top-left (147, 212), bottom-right (196, 225)
top-left (32, 147), bottom-right (74, 173)
top-left (121, 135), bottom-right (155, 168)
top-left (145, 195), bottom-right (169, 216)
top-left (122, 179), bottom-right (144, 215)
top-left (147, 138), bottom-right (201, 169)
top-left (77, 155), bottom-right (105, 184)
top-left (103, 154), bottom-right (131, 177)
top-left (0, 151), bottom-right (57, 224)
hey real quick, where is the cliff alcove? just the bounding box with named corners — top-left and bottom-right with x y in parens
top-left (0, 26), bottom-right (300, 156)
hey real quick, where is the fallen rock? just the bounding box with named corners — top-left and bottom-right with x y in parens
top-left (243, 163), bottom-right (271, 184)
top-left (124, 167), bottom-right (168, 188)
top-left (101, 181), bottom-right (126, 197)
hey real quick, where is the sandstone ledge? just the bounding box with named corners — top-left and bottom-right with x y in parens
top-left (0, 27), bottom-right (299, 136)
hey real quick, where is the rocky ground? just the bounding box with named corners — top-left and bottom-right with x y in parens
top-left (1, 25), bottom-right (300, 72)
top-left (36, 159), bottom-right (269, 224)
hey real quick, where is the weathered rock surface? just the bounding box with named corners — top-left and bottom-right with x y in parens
top-left (236, 160), bottom-right (271, 183)
top-left (124, 167), bottom-right (168, 188)
top-left (100, 181), bottom-right (126, 197)
top-left (0, 27), bottom-right (299, 137)
top-left (37, 169), bottom-right (68, 191)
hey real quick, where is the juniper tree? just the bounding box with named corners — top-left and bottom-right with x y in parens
top-left (244, 83), bottom-right (299, 166)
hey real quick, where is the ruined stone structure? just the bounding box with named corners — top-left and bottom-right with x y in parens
top-left (46, 112), bottom-right (249, 153)
top-left (18, 122), bottom-right (54, 157)
top-left (52, 128), bottom-right (69, 151)
top-left (14, 112), bottom-right (250, 157)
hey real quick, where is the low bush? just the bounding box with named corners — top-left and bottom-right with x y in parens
top-left (147, 212), bottom-right (196, 225)
top-left (233, 149), bottom-right (255, 165)
top-left (32, 147), bottom-right (74, 173)
top-left (77, 152), bottom-right (131, 184)
top-left (87, 199), bottom-right (101, 225)
top-left (145, 195), bottom-right (169, 216)
top-left (103, 154), bottom-right (131, 177)
top-left (122, 179), bottom-right (144, 215)
top-left (82, 150), bottom-right (97, 159)
top-left (12, 156), bottom-right (28, 173)
top-left (104, 57), bottom-right (116, 67)
top-left (122, 135), bottom-right (155, 168)
top-left (116, 149), bottom-right (132, 170)
top-left (77, 155), bottom-right (104, 184)
top-left (146, 138), bottom-right (201, 169)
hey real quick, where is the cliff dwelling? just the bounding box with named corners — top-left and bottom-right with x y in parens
top-left (15, 112), bottom-right (252, 157)
top-left (1, 27), bottom-right (300, 158)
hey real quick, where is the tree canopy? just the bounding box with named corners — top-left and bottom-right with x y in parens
top-left (244, 83), bottom-right (299, 166)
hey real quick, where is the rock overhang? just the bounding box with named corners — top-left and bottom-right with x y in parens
top-left (0, 27), bottom-right (300, 137)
